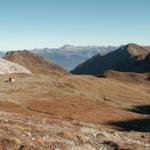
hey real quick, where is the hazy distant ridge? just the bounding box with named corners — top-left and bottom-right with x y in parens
top-left (31, 45), bottom-right (117, 70)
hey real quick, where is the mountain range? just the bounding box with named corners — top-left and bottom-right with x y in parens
top-left (0, 51), bottom-right (5, 57)
top-left (31, 45), bottom-right (117, 70)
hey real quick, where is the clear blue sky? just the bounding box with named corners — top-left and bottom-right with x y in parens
top-left (0, 0), bottom-right (150, 50)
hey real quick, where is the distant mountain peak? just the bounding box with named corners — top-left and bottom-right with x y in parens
top-left (61, 44), bottom-right (75, 49)
top-left (124, 43), bottom-right (150, 57)
top-left (127, 43), bottom-right (139, 47)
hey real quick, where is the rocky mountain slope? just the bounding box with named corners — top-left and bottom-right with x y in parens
top-left (0, 58), bottom-right (31, 74)
top-left (71, 43), bottom-right (150, 75)
top-left (0, 111), bottom-right (149, 150)
top-left (4, 50), bottom-right (67, 76)
top-left (131, 52), bottom-right (150, 73)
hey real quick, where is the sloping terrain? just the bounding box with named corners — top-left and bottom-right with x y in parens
top-left (0, 46), bottom-right (150, 149)
top-left (0, 58), bottom-right (31, 74)
top-left (132, 52), bottom-right (150, 72)
top-left (4, 50), bottom-right (67, 76)
top-left (0, 111), bottom-right (149, 150)
top-left (101, 70), bottom-right (150, 83)
top-left (0, 73), bottom-right (150, 124)
top-left (0, 73), bottom-right (150, 149)
top-left (71, 43), bottom-right (150, 75)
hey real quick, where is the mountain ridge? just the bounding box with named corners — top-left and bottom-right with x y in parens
top-left (4, 50), bottom-right (67, 76)
top-left (71, 43), bottom-right (150, 75)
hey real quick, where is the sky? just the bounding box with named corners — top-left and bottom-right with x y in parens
top-left (0, 0), bottom-right (150, 50)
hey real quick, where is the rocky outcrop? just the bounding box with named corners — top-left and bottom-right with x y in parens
top-left (0, 58), bottom-right (31, 74)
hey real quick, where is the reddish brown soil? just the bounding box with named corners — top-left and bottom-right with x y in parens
top-left (0, 97), bottom-right (142, 128)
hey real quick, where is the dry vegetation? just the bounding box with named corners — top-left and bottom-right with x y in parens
top-left (0, 111), bottom-right (149, 150)
top-left (0, 72), bottom-right (150, 149)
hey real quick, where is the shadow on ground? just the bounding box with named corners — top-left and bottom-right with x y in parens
top-left (105, 104), bottom-right (150, 132)
top-left (106, 118), bottom-right (150, 132)
top-left (127, 105), bottom-right (150, 115)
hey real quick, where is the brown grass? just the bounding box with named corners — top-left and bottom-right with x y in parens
top-left (0, 73), bottom-right (150, 127)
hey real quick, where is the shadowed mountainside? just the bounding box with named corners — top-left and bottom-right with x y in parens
top-left (71, 43), bottom-right (150, 75)
top-left (132, 52), bottom-right (150, 73)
